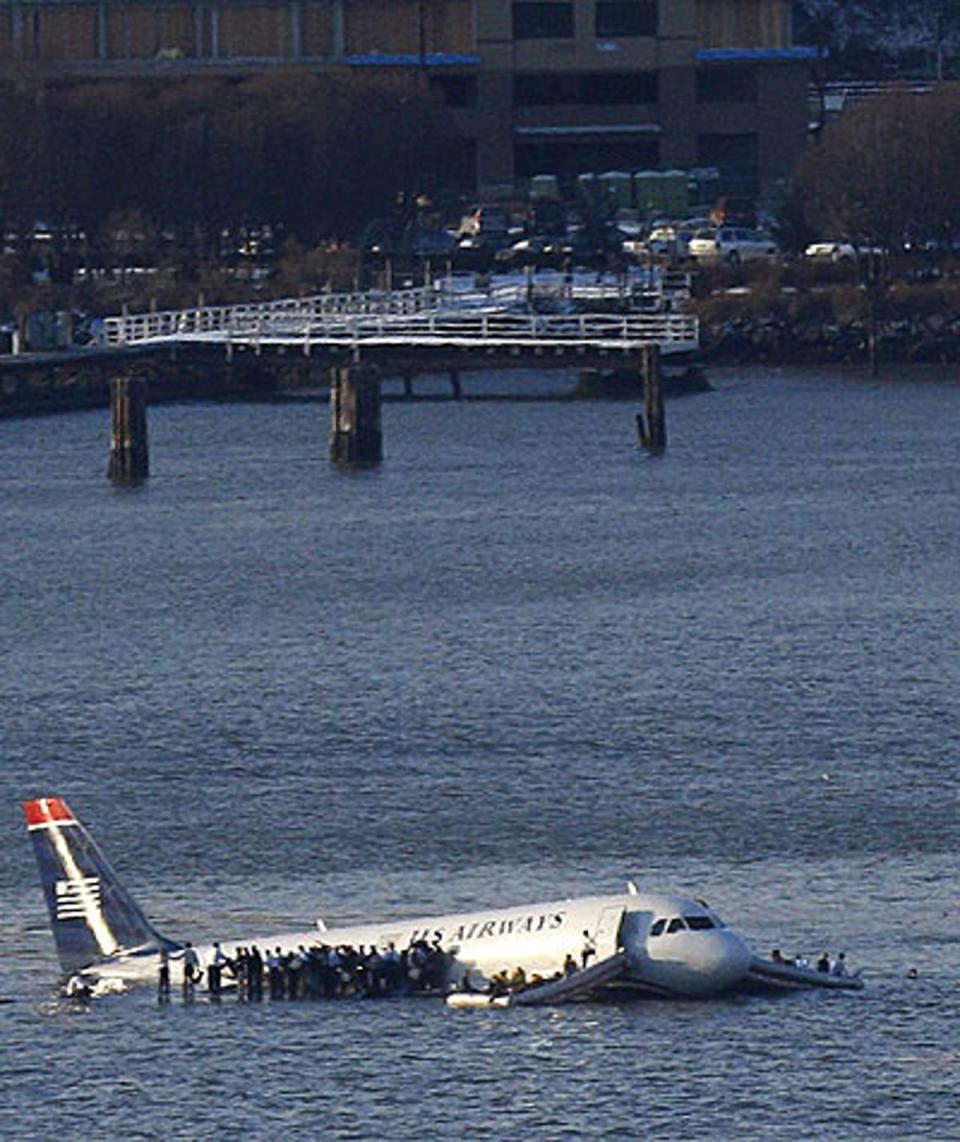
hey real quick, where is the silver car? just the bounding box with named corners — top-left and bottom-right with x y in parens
top-left (688, 227), bottom-right (779, 266)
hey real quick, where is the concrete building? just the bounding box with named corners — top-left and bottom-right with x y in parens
top-left (0, 0), bottom-right (815, 198)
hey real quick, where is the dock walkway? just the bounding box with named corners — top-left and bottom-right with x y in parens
top-left (102, 274), bottom-right (699, 358)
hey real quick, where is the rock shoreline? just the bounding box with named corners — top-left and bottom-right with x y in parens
top-left (694, 284), bottom-right (960, 366)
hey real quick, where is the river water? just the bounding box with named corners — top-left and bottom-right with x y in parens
top-left (1, 366), bottom-right (957, 1140)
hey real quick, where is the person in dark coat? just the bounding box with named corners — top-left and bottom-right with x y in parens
top-left (248, 945), bottom-right (264, 1000)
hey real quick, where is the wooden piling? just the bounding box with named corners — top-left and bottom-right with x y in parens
top-left (867, 281), bottom-right (881, 378)
top-left (329, 364), bottom-right (382, 466)
top-left (449, 368), bottom-right (462, 400)
top-left (637, 344), bottom-right (666, 454)
top-left (107, 376), bottom-right (149, 483)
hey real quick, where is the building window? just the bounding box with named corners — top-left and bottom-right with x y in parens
top-left (515, 73), bottom-right (578, 104)
top-left (515, 71), bottom-right (657, 106)
top-left (594, 1), bottom-right (657, 39)
top-left (696, 68), bottom-right (758, 103)
top-left (513, 3), bottom-right (575, 40)
top-left (445, 137), bottom-right (477, 190)
top-left (580, 71), bottom-right (657, 104)
top-left (429, 74), bottom-right (478, 109)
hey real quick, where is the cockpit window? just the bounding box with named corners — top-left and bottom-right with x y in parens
top-left (684, 916), bottom-right (716, 931)
top-left (649, 918), bottom-right (666, 937)
top-left (667, 917), bottom-right (686, 934)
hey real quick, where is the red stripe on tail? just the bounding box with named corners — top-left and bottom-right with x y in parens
top-left (22, 797), bottom-right (76, 827)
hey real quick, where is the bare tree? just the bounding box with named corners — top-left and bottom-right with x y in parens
top-left (797, 84), bottom-right (960, 250)
top-left (796, 82), bottom-right (960, 373)
top-left (0, 70), bottom-right (460, 255)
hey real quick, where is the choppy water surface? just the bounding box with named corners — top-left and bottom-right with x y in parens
top-left (1, 367), bottom-right (957, 1140)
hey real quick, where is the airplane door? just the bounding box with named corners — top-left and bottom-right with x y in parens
top-left (593, 907), bottom-right (625, 959)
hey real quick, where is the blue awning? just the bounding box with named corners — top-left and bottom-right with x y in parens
top-left (697, 46), bottom-right (824, 63)
top-left (345, 53), bottom-right (481, 68)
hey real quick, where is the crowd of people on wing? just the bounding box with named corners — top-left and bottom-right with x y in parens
top-left (160, 926), bottom-right (606, 1002)
top-left (165, 937), bottom-right (454, 1001)
top-left (770, 948), bottom-right (849, 977)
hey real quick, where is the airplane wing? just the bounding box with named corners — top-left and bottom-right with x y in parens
top-left (743, 956), bottom-right (864, 992)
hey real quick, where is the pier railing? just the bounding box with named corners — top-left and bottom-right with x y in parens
top-left (105, 307), bottom-right (697, 354)
top-left (103, 287), bottom-right (440, 345)
top-left (103, 276), bottom-right (697, 355)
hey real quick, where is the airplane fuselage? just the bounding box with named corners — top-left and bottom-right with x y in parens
top-left (92, 889), bottom-right (754, 998)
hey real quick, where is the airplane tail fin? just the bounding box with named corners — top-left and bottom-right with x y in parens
top-left (22, 796), bottom-right (177, 976)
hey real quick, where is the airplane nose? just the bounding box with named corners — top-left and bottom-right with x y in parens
top-left (712, 931), bottom-right (752, 987)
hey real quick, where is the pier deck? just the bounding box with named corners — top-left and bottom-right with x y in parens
top-left (102, 278), bottom-right (699, 359)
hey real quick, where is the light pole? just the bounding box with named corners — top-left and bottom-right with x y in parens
top-left (418, 0), bottom-right (427, 83)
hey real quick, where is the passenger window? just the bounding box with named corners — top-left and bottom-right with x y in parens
top-left (649, 918), bottom-right (666, 936)
top-left (667, 917), bottom-right (686, 933)
top-left (684, 916), bottom-right (715, 930)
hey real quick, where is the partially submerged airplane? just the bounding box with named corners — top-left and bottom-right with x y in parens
top-left (23, 796), bottom-right (863, 1000)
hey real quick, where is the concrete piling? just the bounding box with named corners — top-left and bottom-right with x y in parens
top-left (107, 376), bottom-right (149, 483)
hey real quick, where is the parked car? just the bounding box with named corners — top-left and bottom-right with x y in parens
top-left (639, 218), bottom-right (711, 262)
top-left (451, 232), bottom-right (513, 270)
top-left (493, 235), bottom-right (570, 269)
top-left (644, 224), bottom-right (680, 258)
top-left (804, 241), bottom-right (884, 263)
top-left (688, 227), bottom-right (779, 266)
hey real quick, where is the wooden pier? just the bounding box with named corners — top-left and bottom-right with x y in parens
top-left (92, 278), bottom-right (699, 472)
top-left (107, 376), bottom-right (149, 483)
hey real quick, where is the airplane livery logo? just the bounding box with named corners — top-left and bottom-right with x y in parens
top-left (408, 911), bottom-right (567, 946)
top-left (55, 876), bottom-right (102, 921)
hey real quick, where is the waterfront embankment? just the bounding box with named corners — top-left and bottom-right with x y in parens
top-left (693, 279), bottom-right (960, 367)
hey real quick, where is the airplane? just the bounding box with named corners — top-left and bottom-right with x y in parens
top-left (22, 796), bottom-right (863, 1000)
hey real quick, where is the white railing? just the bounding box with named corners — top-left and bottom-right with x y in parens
top-left (103, 279), bottom-right (698, 355)
top-left (103, 286), bottom-right (441, 345)
top-left (432, 271), bottom-right (690, 311)
top-left (105, 307), bottom-right (696, 353)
